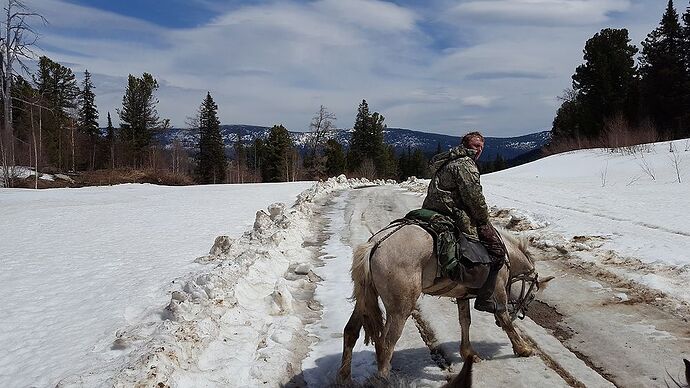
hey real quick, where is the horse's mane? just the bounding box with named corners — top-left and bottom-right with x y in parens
top-left (497, 227), bottom-right (534, 266)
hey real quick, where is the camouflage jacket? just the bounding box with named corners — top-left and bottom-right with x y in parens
top-left (422, 146), bottom-right (490, 239)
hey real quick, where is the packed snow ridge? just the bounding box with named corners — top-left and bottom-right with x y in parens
top-left (58, 175), bottom-right (393, 387)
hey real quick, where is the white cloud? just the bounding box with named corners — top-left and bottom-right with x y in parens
top-left (28, 0), bottom-right (666, 136)
top-left (461, 95), bottom-right (496, 108)
top-left (449, 0), bottom-right (632, 26)
top-left (314, 0), bottom-right (417, 32)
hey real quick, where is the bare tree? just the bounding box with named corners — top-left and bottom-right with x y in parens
top-left (668, 142), bottom-right (682, 183)
top-left (0, 0), bottom-right (46, 187)
top-left (306, 105), bottom-right (336, 178)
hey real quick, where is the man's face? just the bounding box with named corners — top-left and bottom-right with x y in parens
top-left (467, 137), bottom-right (484, 160)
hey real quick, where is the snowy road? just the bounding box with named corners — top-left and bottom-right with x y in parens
top-left (297, 185), bottom-right (690, 387)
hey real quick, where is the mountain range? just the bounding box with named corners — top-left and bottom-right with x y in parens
top-left (156, 125), bottom-right (551, 163)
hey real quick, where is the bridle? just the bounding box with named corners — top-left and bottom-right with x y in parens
top-left (506, 268), bottom-right (539, 321)
top-left (501, 236), bottom-right (540, 321)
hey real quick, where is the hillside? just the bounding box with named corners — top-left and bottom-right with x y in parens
top-left (156, 125), bottom-right (550, 163)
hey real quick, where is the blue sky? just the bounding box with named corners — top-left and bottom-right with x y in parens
top-left (30, 0), bottom-right (674, 136)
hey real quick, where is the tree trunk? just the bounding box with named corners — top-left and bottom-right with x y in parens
top-left (71, 125), bottom-right (75, 172)
top-left (31, 106), bottom-right (38, 189)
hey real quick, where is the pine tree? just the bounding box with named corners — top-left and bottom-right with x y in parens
top-left (118, 73), bottom-right (160, 166)
top-left (34, 56), bottom-right (79, 170)
top-left (572, 28), bottom-right (639, 138)
top-left (551, 89), bottom-right (583, 144)
top-left (684, 2), bottom-right (690, 71)
top-left (78, 69), bottom-right (99, 169)
top-left (682, 1), bottom-right (690, 135)
top-left (410, 148), bottom-right (428, 178)
top-left (195, 92), bottom-right (226, 184)
top-left (348, 99), bottom-right (387, 177)
top-left (324, 138), bottom-right (346, 177)
top-left (105, 112), bottom-right (115, 169)
top-left (348, 99), bottom-right (371, 171)
top-left (640, 0), bottom-right (688, 136)
top-left (262, 125), bottom-right (293, 182)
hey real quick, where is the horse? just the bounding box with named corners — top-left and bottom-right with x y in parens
top-left (338, 223), bottom-right (554, 381)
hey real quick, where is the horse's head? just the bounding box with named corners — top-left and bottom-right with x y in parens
top-left (499, 229), bottom-right (554, 320)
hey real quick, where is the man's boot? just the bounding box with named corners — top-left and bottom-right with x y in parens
top-left (474, 262), bottom-right (506, 313)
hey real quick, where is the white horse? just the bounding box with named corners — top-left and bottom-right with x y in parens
top-left (338, 224), bottom-right (553, 381)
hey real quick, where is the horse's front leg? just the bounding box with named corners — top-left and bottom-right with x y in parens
top-left (456, 298), bottom-right (482, 362)
top-left (493, 285), bottom-right (532, 357)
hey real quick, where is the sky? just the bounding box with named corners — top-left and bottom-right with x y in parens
top-left (26, 0), bottom-right (676, 136)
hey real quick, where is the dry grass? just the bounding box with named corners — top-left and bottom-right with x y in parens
top-left (77, 168), bottom-right (194, 186)
top-left (12, 168), bottom-right (194, 189)
top-left (545, 116), bottom-right (661, 156)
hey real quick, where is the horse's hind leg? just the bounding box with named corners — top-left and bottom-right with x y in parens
top-left (338, 309), bottom-right (363, 382)
top-left (376, 310), bottom-right (410, 378)
top-left (457, 298), bottom-right (482, 362)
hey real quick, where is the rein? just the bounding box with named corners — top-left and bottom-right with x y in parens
top-left (367, 220), bottom-right (409, 255)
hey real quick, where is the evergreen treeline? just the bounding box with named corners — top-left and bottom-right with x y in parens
top-left (2, 55), bottom-right (436, 186)
top-left (551, 0), bottom-right (690, 150)
top-left (0, 1), bottom-right (438, 187)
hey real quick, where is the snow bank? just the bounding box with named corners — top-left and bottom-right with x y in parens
top-left (57, 175), bottom-right (382, 387)
top-left (397, 141), bottom-right (690, 313)
top-left (1, 166), bottom-right (67, 183)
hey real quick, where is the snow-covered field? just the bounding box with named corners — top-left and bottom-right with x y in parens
top-left (483, 140), bottom-right (690, 309)
top-left (1, 138), bottom-right (689, 387)
top-left (0, 182), bottom-right (312, 387)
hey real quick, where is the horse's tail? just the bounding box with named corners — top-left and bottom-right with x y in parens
top-left (350, 241), bottom-right (383, 346)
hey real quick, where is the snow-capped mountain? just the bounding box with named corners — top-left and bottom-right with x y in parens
top-left (157, 125), bottom-right (551, 162)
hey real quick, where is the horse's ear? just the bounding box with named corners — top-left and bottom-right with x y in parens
top-left (684, 358), bottom-right (689, 386)
top-left (538, 276), bottom-right (555, 290)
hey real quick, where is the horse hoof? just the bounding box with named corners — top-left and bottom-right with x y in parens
top-left (462, 352), bottom-right (483, 363)
top-left (514, 346), bottom-right (533, 357)
top-left (469, 354), bottom-right (483, 363)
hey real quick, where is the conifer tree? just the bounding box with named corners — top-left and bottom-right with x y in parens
top-left (684, 2), bottom-right (690, 71)
top-left (348, 99), bottom-right (371, 171)
top-left (572, 28), bottom-right (638, 138)
top-left (262, 125), bottom-right (293, 182)
top-left (348, 99), bottom-right (387, 177)
top-left (105, 112), bottom-right (115, 169)
top-left (682, 2), bottom-right (690, 133)
top-left (34, 56), bottom-right (79, 170)
top-left (324, 138), bottom-right (346, 177)
top-left (640, 0), bottom-right (688, 135)
top-left (118, 73), bottom-right (160, 166)
top-left (195, 92), bottom-right (226, 184)
top-left (78, 69), bottom-right (99, 169)
top-left (551, 89), bottom-right (583, 144)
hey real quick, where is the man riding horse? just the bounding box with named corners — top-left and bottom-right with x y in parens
top-left (422, 131), bottom-right (507, 313)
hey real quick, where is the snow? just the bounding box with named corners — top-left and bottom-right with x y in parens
top-left (0, 182), bottom-right (311, 387)
top-left (3, 166), bottom-right (57, 182)
top-left (2, 137), bottom-right (689, 387)
top-left (482, 140), bottom-right (690, 308)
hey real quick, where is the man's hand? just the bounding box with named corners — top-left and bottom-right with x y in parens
top-left (477, 224), bottom-right (507, 259)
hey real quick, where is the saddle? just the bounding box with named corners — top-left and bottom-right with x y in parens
top-left (398, 209), bottom-right (492, 289)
